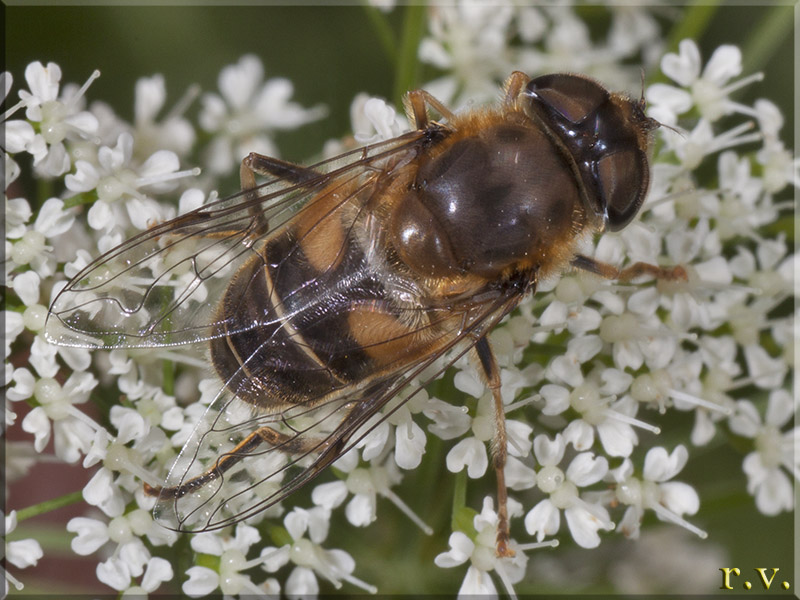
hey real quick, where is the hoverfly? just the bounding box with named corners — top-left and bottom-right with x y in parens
top-left (46, 71), bottom-right (684, 557)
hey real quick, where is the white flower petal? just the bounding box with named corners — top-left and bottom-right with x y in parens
top-left (96, 556), bottom-right (131, 592)
top-left (87, 199), bottom-right (113, 230)
top-left (564, 504), bottom-right (609, 549)
top-left (752, 467), bottom-right (793, 516)
top-left (67, 516), bottom-right (109, 555)
top-left (566, 452), bottom-right (608, 487)
top-left (434, 532), bottom-right (473, 568)
top-left (12, 270), bottom-right (40, 306)
top-left (83, 467), bottom-right (125, 517)
top-left (21, 406), bottom-right (51, 452)
top-left (345, 493), bottom-right (376, 527)
top-left (729, 400), bottom-right (760, 437)
top-left (563, 419), bottom-right (594, 452)
top-left (233, 523), bottom-right (261, 550)
top-left (505, 455), bottom-right (536, 491)
top-left (394, 419), bottom-right (426, 469)
top-left (24, 61), bottom-right (61, 104)
top-left (134, 75), bottom-right (166, 123)
top-left (540, 384), bottom-right (570, 416)
top-left (532, 433), bottom-right (565, 466)
top-left (34, 197), bottom-right (75, 237)
top-left (458, 564), bottom-right (497, 596)
top-left (6, 538), bottom-right (43, 569)
top-left (118, 538), bottom-right (149, 578)
top-left (446, 437), bottom-right (488, 478)
top-left (260, 545), bottom-right (290, 572)
top-left (643, 445), bottom-right (688, 482)
top-left (5, 120), bottom-right (35, 153)
top-left (659, 481), bottom-right (700, 516)
top-left (182, 566), bottom-right (219, 598)
top-left (219, 55), bottom-right (263, 109)
top-left (312, 480), bottom-right (348, 510)
top-left (524, 499), bottom-right (560, 541)
top-left (141, 556), bottom-right (173, 592)
top-left (765, 389), bottom-right (793, 427)
top-left (110, 406), bottom-right (148, 444)
top-left (284, 508), bottom-right (310, 542)
top-left (702, 44), bottom-right (742, 85)
top-left (597, 418), bottom-right (637, 458)
top-left (285, 566), bottom-right (319, 599)
top-left (661, 39), bottom-right (701, 87)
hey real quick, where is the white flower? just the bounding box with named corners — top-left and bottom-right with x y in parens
top-left (4, 511), bottom-right (44, 593)
top-left (65, 131), bottom-right (188, 232)
top-left (183, 565), bottom-right (220, 598)
top-left (199, 54), bottom-right (325, 175)
top-left (539, 367), bottom-right (645, 458)
top-left (350, 94), bottom-right (409, 144)
top-left (127, 557), bottom-right (174, 596)
top-left (12, 61), bottom-right (100, 176)
top-left (182, 523), bottom-right (277, 596)
top-left (434, 497), bottom-right (527, 598)
top-left (610, 445), bottom-right (705, 540)
top-left (419, 1), bottom-right (516, 104)
top-left (7, 196), bottom-right (76, 278)
top-left (524, 434), bottom-right (613, 548)
top-left (20, 371), bottom-right (99, 462)
top-left (654, 39), bottom-right (761, 122)
top-left (132, 74), bottom-right (196, 159)
top-left (728, 390), bottom-right (796, 515)
top-left (390, 403), bottom-right (427, 469)
top-left (83, 467), bottom-right (127, 517)
top-left (260, 506), bottom-right (375, 596)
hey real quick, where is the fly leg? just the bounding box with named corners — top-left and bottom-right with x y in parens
top-left (144, 424), bottom-right (329, 500)
top-left (572, 254), bottom-right (688, 282)
top-left (241, 153), bottom-right (321, 186)
top-left (474, 336), bottom-right (515, 558)
top-left (404, 89), bottom-right (456, 130)
top-left (239, 153), bottom-right (324, 237)
top-left (501, 71), bottom-right (531, 108)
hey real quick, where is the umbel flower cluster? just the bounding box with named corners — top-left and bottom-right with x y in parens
top-left (3, 4), bottom-right (796, 598)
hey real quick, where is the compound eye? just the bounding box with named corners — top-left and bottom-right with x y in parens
top-left (527, 74), bottom-right (608, 124)
top-left (597, 149), bottom-right (648, 231)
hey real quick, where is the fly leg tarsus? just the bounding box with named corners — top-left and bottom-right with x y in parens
top-left (572, 254), bottom-right (687, 282)
top-left (242, 153), bottom-right (322, 185)
top-left (474, 336), bottom-right (516, 558)
top-left (144, 425), bottom-right (325, 500)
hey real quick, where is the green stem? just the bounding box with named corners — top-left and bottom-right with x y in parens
top-left (452, 467), bottom-right (466, 513)
top-left (664, 1), bottom-right (721, 55)
top-left (63, 192), bottom-right (98, 209)
top-left (362, 3), bottom-right (397, 66)
top-left (741, 5), bottom-right (794, 74)
top-left (15, 490), bottom-right (84, 522)
top-left (162, 359), bottom-right (175, 396)
top-left (393, 4), bottom-right (427, 107)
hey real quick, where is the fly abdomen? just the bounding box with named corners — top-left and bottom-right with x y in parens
top-left (210, 216), bottom-right (430, 411)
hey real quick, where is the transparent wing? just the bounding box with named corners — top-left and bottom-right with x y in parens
top-left (152, 285), bottom-right (522, 532)
top-left (45, 131), bottom-right (426, 349)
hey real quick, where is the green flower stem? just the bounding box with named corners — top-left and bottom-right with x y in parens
top-left (741, 5), bottom-right (794, 74)
top-left (63, 192), bottom-right (98, 209)
top-left (664, 0), bottom-right (721, 55)
top-left (393, 4), bottom-right (427, 108)
top-left (363, 4), bottom-right (397, 65)
top-left (15, 490), bottom-right (84, 522)
top-left (450, 469), bottom-right (478, 537)
top-left (162, 359), bottom-right (175, 396)
top-left (453, 467), bottom-right (466, 511)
